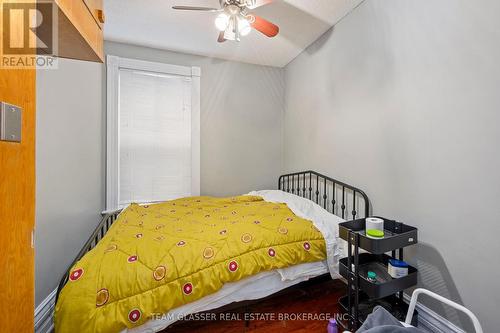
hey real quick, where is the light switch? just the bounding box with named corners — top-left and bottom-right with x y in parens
top-left (0, 102), bottom-right (22, 142)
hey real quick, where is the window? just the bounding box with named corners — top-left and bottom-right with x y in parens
top-left (106, 56), bottom-right (200, 210)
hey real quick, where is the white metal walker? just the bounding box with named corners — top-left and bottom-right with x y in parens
top-left (344, 288), bottom-right (483, 333)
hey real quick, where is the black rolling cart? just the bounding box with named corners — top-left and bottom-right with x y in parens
top-left (337, 217), bottom-right (419, 331)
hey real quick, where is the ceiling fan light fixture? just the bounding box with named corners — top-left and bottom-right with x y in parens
top-left (223, 16), bottom-right (237, 41)
top-left (223, 29), bottom-right (236, 41)
top-left (238, 16), bottom-right (251, 36)
top-left (215, 13), bottom-right (230, 31)
top-left (172, 0), bottom-right (280, 43)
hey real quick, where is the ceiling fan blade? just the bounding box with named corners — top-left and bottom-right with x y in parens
top-left (217, 31), bottom-right (227, 43)
top-left (248, 15), bottom-right (279, 37)
top-left (247, 0), bottom-right (274, 9)
top-left (172, 6), bottom-right (220, 12)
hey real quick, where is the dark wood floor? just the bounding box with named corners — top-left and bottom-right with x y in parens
top-left (161, 276), bottom-right (346, 333)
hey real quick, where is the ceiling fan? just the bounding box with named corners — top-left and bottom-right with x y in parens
top-left (172, 0), bottom-right (279, 42)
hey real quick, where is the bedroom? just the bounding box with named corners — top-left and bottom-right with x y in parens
top-left (0, 0), bottom-right (498, 332)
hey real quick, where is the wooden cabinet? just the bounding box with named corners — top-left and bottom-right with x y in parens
top-left (83, 0), bottom-right (104, 28)
top-left (38, 0), bottom-right (104, 62)
top-left (0, 1), bottom-right (102, 331)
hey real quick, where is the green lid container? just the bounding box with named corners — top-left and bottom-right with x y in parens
top-left (367, 271), bottom-right (377, 279)
top-left (366, 229), bottom-right (385, 238)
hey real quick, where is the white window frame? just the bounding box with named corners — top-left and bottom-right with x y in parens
top-left (106, 55), bottom-right (201, 211)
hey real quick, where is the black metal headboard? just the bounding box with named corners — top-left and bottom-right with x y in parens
top-left (279, 171), bottom-right (370, 219)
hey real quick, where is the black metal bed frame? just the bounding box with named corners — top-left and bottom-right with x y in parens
top-left (56, 209), bottom-right (122, 302)
top-left (56, 171), bottom-right (371, 305)
top-left (278, 170), bottom-right (370, 220)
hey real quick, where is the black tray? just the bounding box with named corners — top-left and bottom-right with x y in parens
top-left (339, 253), bottom-right (418, 299)
top-left (339, 217), bottom-right (418, 254)
top-left (338, 293), bottom-right (418, 328)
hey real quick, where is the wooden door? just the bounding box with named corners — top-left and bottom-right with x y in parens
top-left (0, 0), bottom-right (36, 331)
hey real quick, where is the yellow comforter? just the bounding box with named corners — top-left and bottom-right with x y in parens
top-left (55, 195), bottom-right (327, 332)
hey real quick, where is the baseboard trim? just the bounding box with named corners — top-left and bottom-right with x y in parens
top-left (403, 293), bottom-right (465, 333)
top-left (35, 289), bottom-right (56, 333)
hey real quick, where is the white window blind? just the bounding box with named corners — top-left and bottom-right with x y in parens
top-left (119, 69), bottom-right (192, 205)
top-left (106, 55), bottom-right (201, 210)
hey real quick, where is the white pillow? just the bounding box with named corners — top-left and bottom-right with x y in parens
top-left (248, 190), bottom-right (345, 277)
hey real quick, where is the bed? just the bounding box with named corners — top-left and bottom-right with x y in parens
top-left (55, 171), bottom-right (370, 333)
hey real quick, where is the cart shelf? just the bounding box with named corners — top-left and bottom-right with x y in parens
top-left (339, 216), bottom-right (418, 331)
top-left (339, 217), bottom-right (418, 254)
top-left (339, 253), bottom-right (418, 299)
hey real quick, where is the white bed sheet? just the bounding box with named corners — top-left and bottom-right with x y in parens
top-left (123, 190), bottom-right (345, 333)
top-left (126, 261), bottom-right (335, 333)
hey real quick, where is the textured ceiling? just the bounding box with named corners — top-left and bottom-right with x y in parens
top-left (104, 0), bottom-right (364, 67)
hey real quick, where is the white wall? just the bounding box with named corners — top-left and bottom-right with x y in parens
top-left (284, 0), bottom-right (500, 331)
top-left (35, 43), bottom-right (285, 306)
top-left (35, 58), bottom-right (104, 305)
